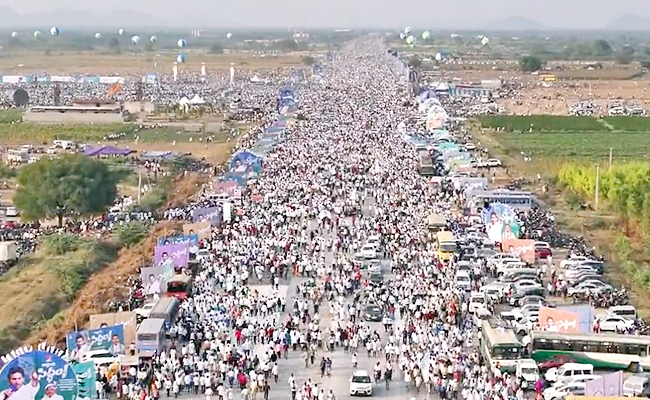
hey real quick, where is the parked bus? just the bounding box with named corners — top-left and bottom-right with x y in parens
top-left (166, 274), bottom-right (193, 301)
top-left (148, 296), bottom-right (179, 331)
top-left (531, 330), bottom-right (650, 370)
top-left (135, 318), bottom-right (166, 355)
top-left (427, 214), bottom-right (447, 232)
top-left (436, 231), bottom-right (457, 261)
top-left (480, 320), bottom-right (522, 373)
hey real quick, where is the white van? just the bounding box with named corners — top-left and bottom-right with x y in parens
top-left (608, 305), bottom-right (637, 321)
top-left (468, 292), bottom-right (487, 313)
top-left (516, 359), bottom-right (540, 388)
top-left (623, 374), bottom-right (650, 397)
top-left (455, 271), bottom-right (472, 291)
top-left (545, 363), bottom-right (594, 384)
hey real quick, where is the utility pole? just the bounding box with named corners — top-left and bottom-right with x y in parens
top-left (609, 148), bottom-right (613, 169)
top-left (137, 166), bottom-right (142, 204)
top-left (595, 165), bottom-right (600, 211)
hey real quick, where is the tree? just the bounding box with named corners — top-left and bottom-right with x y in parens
top-left (615, 51), bottom-right (633, 65)
top-left (301, 56), bottom-right (315, 65)
top-left (593, 39), bottom-right (613, 57)
top-left (14, 154), bottom-right (119, 226)
top-left (209, 43), bottom-right (224, 54)
top-left (408, 55), bottom-right (422, 68)
top-left (519, 55), bottom-right (543, 72)
top-left (108, 38), bottom-right (119, 48)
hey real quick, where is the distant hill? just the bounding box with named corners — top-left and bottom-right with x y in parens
top-left (0, 7), bottom-right (168, 28)
top-left (606, 14), bottom-right (650, 31)
top-left (486, 16), bottom-right (546, 31)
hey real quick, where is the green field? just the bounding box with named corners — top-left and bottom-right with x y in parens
top-left (479, 115), bottom-right (608, 132)
top-left (604, 116), bottom-right (650, 131)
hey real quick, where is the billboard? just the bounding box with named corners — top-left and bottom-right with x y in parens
top-left (192, 206), bottom-right (221, 224)
top-left (0, 350), bottom-right (78, 400)
top-left (157, 234), bottom-right (199, 247)
top-left (558, 305), bottom-right (595, 334)
top-left (539, 306), bottom-right (579, 333)
top-left (88, 312), bottom-right (137, 349)
top-left (482, 203), bottom-right (521, 243)
top-left (215, 182), bottom-right (242, 199)
top-left (183, 222), bottom-right (211, 240)
top-left (66, 325), bottom-right (126, 357)
top-left (154, 243), bottom-right (190, 269)
top-left (501, 238), bottom-right (536, 264)
top-left (585, 372), bottom-right (623, 397)
top-left (72, 362), bottom-right (97, 399)
top-left (141, 265), bottom-right (172, 297)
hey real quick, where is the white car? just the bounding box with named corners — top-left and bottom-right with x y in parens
top-left (513, 280), bottom-right (542, 291)
top-left (80, 350), bottom-right (121, 366)
top-left (196, 249), bottom-right (211, 261)
top-left (5, 207), bottom-right (17, 217)
top-left (349, 370), bottom-right (373, 396)
top-left (455, 272), bottom-right (472, 291)
top-left (543, 382), bottom-right (586, 400)
top-left (512, 304), bottom-right (541, 320)
top-left (468, 292), bottom-right (487, 313)
top-left (358, 244), bottom-right (377, 259)
top-left (135, 302), bottom-right (156, 319)
top-left (464, 143), bottom-right (477, 151)
top-left (560, 256), bottom-right (591, 269)
top-left (567, 281), bottom-right (613, 296)
top-left (598, 314), bottom-right (635, 332)
top-left (486, 158), bottom-right (502, 167)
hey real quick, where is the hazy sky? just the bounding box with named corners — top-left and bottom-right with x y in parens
top-left (4, 0), bottom-right (650, 28)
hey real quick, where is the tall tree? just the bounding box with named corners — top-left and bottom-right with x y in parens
top-left (14, 154), bottom-right (119, 226)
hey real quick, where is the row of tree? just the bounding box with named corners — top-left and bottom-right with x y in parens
top-left (557, 162), bottom-right (650, 235)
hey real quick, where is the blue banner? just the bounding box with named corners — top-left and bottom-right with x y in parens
top-left (72, 362), bottom-right (97, 399)
top-left (66, 324), bottom-right (125, 355)
top-left (157, 234), bottom-right (199, 247)
top-left (0, 350), bottom-right (78, 400)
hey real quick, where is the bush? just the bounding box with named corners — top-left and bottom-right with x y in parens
top-left (615, 233), bottom-right (633, 262)
top-left (42, 233), bottom-right (80, 255)
top-left (115, 221), bottom-right (148, 248)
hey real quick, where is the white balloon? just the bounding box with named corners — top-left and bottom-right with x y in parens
top-left (177, 39), bottom-right (187, 48)
top-left (226, 32), bottom-right (232, 39)
top-left (435, 52), bottom-right (442, 61)
top-left (422, 31), bottom-right (430, 40)
top-left (176, 53), bottom-right (187, 63)
top-left (33, 31), bottom-right (41, 38)
top-left (118, 28), bottom-right (125, 35)
top-left (95, 33), bottom-right (101, 39)
top-left (404, 26), bottom-right (411, 34)
top-left (399, 32), bottom-right (406, 40)
top-left (406, 36), bottom-right (415, 45)
top-left (150, 35), bottom-right (157, 43)
top-left (481, 37), bottom-right (489, 45)
top-left (11, 32), bottom-right (17, 38)
top-left (131, 35), bottom-right (141, 45)
top-left (50, 27), bottom-right (59, 36)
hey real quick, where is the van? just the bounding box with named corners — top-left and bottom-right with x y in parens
top-left (623, 374), bottom-right (650, 397)
top-left (609, 305), bottom-right (637, 321)
top-left (545, 363), bottom-right (594, 384)
top-left (474, 308), bottom-right (492, 327)
top-left (516, 359), bottom-right (540, 388)
top-left (455, 271), bottom-right (472, 291)
top-left (469, 292), bottom-right (487, 313)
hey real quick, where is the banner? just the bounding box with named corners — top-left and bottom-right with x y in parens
top-left (501, 238), bottom-right (535, 264)
top-left (559, 305), bottom-right (595, 334)
top-left (230, 150), bottom-right (262, 178)
top-left (141, 265), bottom-right (172, 296)
top-left (539, 306), bottom-right (579, 333)
top-left (0, 350), bottom-right (78, 400)
top-left (192, 206), bottom-right (221, 224)
top-left (157, 234), bottom-right (199, 247)
top-left (183, 222), bottom-right (211, 240)
top-left (88, 312), bottom-right (137, 348)
top-left (215, 182), bottom-right (242, 199)
top-left (585, 371), bottom-right (623, 397)
top-left (72, 362), bottom-right (97, 399)
top-left (482, 203), bottom-right (521, 243)
top-left (66, 325), bottom-right (125, 357)
top-left (154, 243), bottom-right (190, 269)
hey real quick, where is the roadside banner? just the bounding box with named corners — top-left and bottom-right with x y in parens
top-left (538, 306), bottom-right (579, 333)
top-left (154, 243), bottom-right (190, 269)
top-left (585, 371), bottom-right (623, 396)
top-left (66, 324), bottom-right (126, 356)
top-left (157, 234), bottom-right (199, 247)
top-left (89, 312), bottom-right (137, 348)
top-left (73, 361), bottom-right (97, 399)
top-left (0, 349), bottom-right (78, 400)
top-left (482, 203), bottom-right (521, 243)
top-left (558, 305), bottom-right (595, 333)
top-left (192, 206), bottom-right (222, 224)
top-left (141, 265), bottom-right (172, 296)
top-left (501, 238), bottom-right (535, 264)
top-left (183, 221), bottom-right (211, 240)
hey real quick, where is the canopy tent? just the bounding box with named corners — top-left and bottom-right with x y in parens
top-left (83, 146), bottom-right (133, 157)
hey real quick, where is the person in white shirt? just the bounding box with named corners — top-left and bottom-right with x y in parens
top-left (42, 384), bottom-right (63, 400)
top-left (0, 368), bottom-right (39, 400)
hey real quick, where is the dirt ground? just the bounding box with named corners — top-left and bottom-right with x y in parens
top-left (0, 51), bottom-right (307, 74)
top-left (438, 63), bottom-right (650, 115)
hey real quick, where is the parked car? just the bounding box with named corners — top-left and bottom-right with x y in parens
top-left (80, 350), bottom-right (121, 366)
top-left (598, 314), bottom-right (635, 332)
top-left (537, 355), bottom-right (575, 372)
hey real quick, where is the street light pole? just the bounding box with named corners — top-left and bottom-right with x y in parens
top-left (595, 165), bottom-right (600, 211)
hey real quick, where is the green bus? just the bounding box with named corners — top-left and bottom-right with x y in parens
top-left (531, 330), bottom-right (650, 370)
top-left (479, 320), bottom-right (522, 373)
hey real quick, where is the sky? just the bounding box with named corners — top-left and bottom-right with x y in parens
top-left (3, 0), bottom-right (650, 29)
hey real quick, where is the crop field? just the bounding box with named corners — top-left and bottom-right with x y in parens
top-left (479, 115), bottom-right (608, 132)
top-left (604, 116), bottom-right (650, 131)
top-left (496, 131), bottom-right (650, 162)
top-left (0, 51), bottom-right (305, 74)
